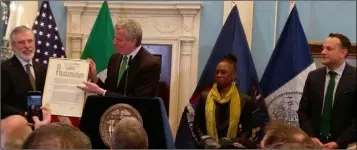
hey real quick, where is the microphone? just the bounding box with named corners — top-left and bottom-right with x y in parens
top-left (124, 55), bottom-right (132, 97)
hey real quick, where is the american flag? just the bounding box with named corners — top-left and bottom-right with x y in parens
top-left (32, 1), bottom-right (80, 127)
top-left (32, 1), bottom-right (66, 65)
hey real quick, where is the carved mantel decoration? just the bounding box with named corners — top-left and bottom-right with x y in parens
top-left (64, 1), bottom-right (201, 136)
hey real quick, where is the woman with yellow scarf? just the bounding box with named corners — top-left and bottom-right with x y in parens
top-left (193, 54), bottom-right (254, 148)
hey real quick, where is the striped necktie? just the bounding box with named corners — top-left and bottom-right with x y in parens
top-left (26, 63), bottom-right (37, 91)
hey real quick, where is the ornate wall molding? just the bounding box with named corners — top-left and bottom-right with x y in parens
top-left (64, 1), bottom-right (201, 137)
top-left (65, 1), bottom-right (201, 15)
top-left (151, 17), bottom-right (180, 34)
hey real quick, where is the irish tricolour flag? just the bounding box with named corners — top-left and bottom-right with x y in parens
top-left (80, 1), bottom-right (115, 82)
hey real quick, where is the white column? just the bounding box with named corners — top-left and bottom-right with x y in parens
top-left (178, 37), bottom-right (195, 130)
top-left (5, 1), bottom-right (38, 39)
top-left (179, 7), bottom-right (200, 93)
top-left (175, 7), bottom-right (199, 137)
top-left (223, 1), bottom-right (254, 49)
top-left (68, 35), bottom-right (83, 59)
top-left (66, 7), bottom-right (84, 58)
top-left (178, 7), bottom-right (198, 37)
top-left (68, 7), bottom-right (83, 34)
top-left (17, 1), bottom-right (38, 27)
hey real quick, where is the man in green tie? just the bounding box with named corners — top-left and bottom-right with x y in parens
top-left (78, 19), bottom-right (161, 98)
top-left (298, 33), bottom-right (356, 149)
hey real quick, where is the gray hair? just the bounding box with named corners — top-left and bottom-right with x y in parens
top-left (1, 115), bottom-right (32, 149)
top-left (21, 122), bottom-right (92, 149)
top-left (266, 142), bottom-right (321, 149)
top-left (348, 143), bottom-right (356, 149)
top-left (10, 25), bottom-right (33, 44)
top-left (111, 117), bottom-right (148, 149)
top-left (115, 19), bottom-right (143, 46)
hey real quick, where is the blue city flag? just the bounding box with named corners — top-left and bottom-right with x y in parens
top-left (260, 4), bottom-right (316, 126)
top-left (175, 5), bottom-right (268, 148)
top-left (32, 1), bottom-right (66, 65)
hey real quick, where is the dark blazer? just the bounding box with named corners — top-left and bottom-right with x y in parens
top-left (97, 47), bottom-right (161, 98)
top-left (298, 63), bottom-right (356, 148)
top-left (1, 56), bottom-right (47, 119)
top-left (194, 89), bottom-right (254, 141)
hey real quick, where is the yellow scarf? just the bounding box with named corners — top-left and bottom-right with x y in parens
top-left (205, 83), bottom-right (241, 140)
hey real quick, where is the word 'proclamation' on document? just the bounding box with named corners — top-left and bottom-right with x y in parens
top-left (42, 58), bottom-right (89, 117)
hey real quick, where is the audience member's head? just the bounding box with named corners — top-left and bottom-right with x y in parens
top-left (260, 120), bottom-right (317, 149)
top-left (1, 115), bottom-right (32, 149)
top-left (266, 141), bottom-right (321, 149)
top-left (111, 117), bottom-right (148, 149)
top-left (21, 122), bottom-right (91, 149)
top-left (347, 142), bottom-right (356, 149)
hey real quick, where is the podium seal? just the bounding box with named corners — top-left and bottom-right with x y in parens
top-left (99, 103), bottom-right (143, 147)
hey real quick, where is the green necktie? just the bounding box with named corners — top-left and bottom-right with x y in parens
top-left (320, 71), bottom-right (337, 138)
top-left (117, 56), bottom-right (128, 86)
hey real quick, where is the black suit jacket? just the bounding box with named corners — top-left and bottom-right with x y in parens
top-left (97, 47), bottom-right (161, 98)
top-left (1, 56), bottom-right (47, 119)
top-left (298, 63), bottom-right (356, 148)
top-left (194, 90), bottom-right (254, 141)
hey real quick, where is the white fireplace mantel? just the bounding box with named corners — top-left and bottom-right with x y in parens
top-left (64, 1), bottom-right (201, 137)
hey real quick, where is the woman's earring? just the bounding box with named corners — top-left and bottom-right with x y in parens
top-left (234, 79), bottom-right (239, 86)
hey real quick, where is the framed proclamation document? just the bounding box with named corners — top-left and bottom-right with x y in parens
top-left (42, 58), bottom-right (89, 117)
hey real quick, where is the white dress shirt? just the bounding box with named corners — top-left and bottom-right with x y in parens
top-left (16, 55), bottom-right (36, 80)
top-left (120, 45), bottom-right (142, 69)
top-left (102, 45), bottom-right (142, 96)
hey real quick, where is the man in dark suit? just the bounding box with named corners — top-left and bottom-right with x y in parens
top-left (298, 33), bottom-right (356, 149)
top-left (1, 26), bottom-right (47, 119)
top-left (78, 19), bottom-right (160, 98)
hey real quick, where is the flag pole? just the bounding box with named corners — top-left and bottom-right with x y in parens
top-left (231, 0), bottom-right (236, 6)
top-left (273, 1), bottom-right (278, 48)
top-left (289, 0), bottom-right (296, 13)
